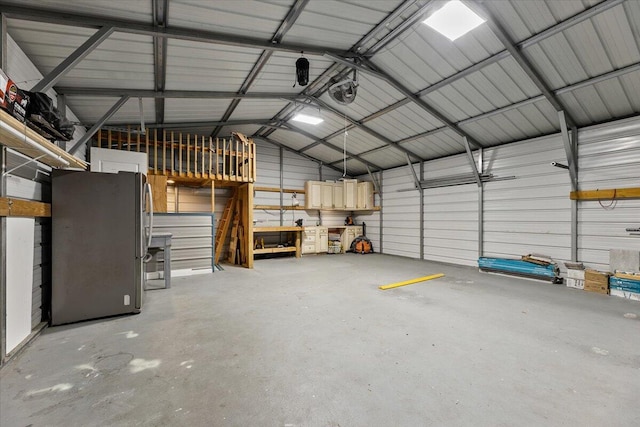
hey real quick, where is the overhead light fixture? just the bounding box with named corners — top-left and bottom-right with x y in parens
top-left (291, 113), bottom-right (323, 125)
top-left (423, 0), bottom-right (486, 41)
top-left (167, 179), bottom-right (175, 184)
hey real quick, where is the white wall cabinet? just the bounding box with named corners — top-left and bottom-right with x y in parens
top-left (357, 181), bottom-right (374, 210)
top-left (304, 180), bottom-right (376, 211)
top-left (333, 183), bottom-right (345, 209)
top-left (343, 179), bottom-right (358, 210)
top-left (321, 182), bottom-right (333, 209)
top-left (304, 181), bottom-right (323, 209)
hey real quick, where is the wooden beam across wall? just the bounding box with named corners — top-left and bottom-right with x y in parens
top-left (570, 187), bottom-right (640, 201)
top-left (254, 186), bottom-right (305, 194)
top-left (0, 197), bottom-right (51, 217)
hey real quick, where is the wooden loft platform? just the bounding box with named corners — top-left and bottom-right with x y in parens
top-left (93, 128), bottom-right (256, 185)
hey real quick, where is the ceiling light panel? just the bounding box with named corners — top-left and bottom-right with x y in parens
top-left (423, 1), bottom-right (486, 41)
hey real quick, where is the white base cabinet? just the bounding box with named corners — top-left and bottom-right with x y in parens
top-left (302, 226), bottom-right (329, 254)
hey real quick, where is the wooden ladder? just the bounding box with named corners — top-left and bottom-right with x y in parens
top-left (227, 196), bottom-right (242, 264)
top-left (214, 188), bottom-right (237, 265)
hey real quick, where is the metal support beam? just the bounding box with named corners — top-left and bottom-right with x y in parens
top-left (558, 111), bottom-right (578, 191)
top-left (31, 26), bottom-right (114, 92)
top-left (255, 135), bottom-right (345, 175)
top-left (559, 111), bottom-right (579, 262)
top-left (307, 0), bottom-right (625, 148)
top-left (463, 137), bottom-right (481, 187)
top-left (0, 146), bottom-right (6, 365)
top-left (477, 148), bottom-right (484, 258)
top-left (0, 13), bottom-right (7, 70)
top-left (0, 4), bottom-right (350, 58)
top-left (285, 122), bottom-right (383, 172)
top-left (365, 165), bottom-right (379, 194)
top-left (465, 1), bottom-right (577, 128)
top-left (55, 87), bottom-right (301, 100)
top-left (327, 54), bottom-right (483, 149)
top-left (367, 0), bottom-right (437, 55)
top-left (419, 160), bottom-right (424, 260)
top-left (306, 96), bottom-right (423, 161)
top-left (279, 147), bottom-right (284, 226)
top-left (212, 0), bottom-right (309, 138)
top-left (152, 0), bottom-right (169, 125)
top-left (379, 170), bottom-right (383, 254)
top-left (68, 96), bottom-right (129, 155)
top-left (405, 153), bottom-right (420, 190)
top-left (137, 119), bottom-right (277, 130)
top-left (331, 60), bottom-right (640, 167)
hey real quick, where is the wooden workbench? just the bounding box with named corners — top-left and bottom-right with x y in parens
top-left (252, 226), bottom-right (304, 259)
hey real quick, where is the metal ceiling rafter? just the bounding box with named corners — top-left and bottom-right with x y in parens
top-left (311, 0), bottom-right (624, 140)
top-left (31, 26), bottom-right (114, 92)
top-left (366, 0), bottom-right (438, 55)
top-left (298, 96), bottom-right (423, 162)
top-left (211, 0), bottom-right (310, 138)
top-left (283, 122), bottom-right (383, 171)
top-left (258, 0), bottom-right (431, 144)
top-left (152, 0), bottom-right (168, 125)
top-left (256, 135), bottom-right (345, 175)
top-left (326, 53), bottom-right (483, 149)
top-left (0, 3), bottom-right (350, 57)
top-left (258, 63), bottom-right (346, 139)
top-left (330, 59), bottom-right (640, 166)
top-left (464, 1), bottom-right (577, 128)
top-left (55, 87), bottom-right (303, 100)
top-left (0, 13), bottom-right (6, 69)
top-left (352, 0), bottom-right (420, 51)
top-left (68, 95), bottom-right (129, 155)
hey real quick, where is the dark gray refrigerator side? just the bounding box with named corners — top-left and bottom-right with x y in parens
top-left (51, 170), bottom-right (144, 325)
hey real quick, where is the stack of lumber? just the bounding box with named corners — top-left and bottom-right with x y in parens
top-left (478, 256), bottom-right (560, 283)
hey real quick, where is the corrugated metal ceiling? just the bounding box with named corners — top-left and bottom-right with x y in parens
top-left (2, 0), bottom-right (639, 176)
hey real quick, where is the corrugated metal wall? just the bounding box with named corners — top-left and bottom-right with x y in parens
top-left (423, 155), bottom-right (479, 267)
top-left (5, 150), bottom-right (51, 328)
top-left (380, 165), bottom-right (421, 259)
top-left (577, 116), bottom-right (640, 270)
top-left (367, 117), bottom-right (639, 272)
top-left (482, 134), bottom-right (572, 263)
top-left (152, 214), bottom-right (214, 273)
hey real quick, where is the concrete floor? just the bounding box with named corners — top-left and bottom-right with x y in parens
top-left (1, 254), bottom-right (639, 426)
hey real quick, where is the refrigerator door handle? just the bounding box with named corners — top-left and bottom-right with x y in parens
top-left (143, 182), bottom-right (154, 262)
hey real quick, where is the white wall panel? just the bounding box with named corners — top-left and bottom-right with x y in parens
top-left (576, 116), bottom-right (640, 270)
top-left (380, 165), bottom-right (420, 259)
top-left (422, 154), bottom-right (479, 266)
top-left (483, 134), bottom-right (572, 263)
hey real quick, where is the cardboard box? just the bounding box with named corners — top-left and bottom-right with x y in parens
top-left (610, 288), bottom-right (640, 302)
top-left (566, 269), bottom-right (585, 280)
top-left (565, 278), bottom-right (584, 290)
top-left (566, 278), bottom-right (584, 289)
top-left (585, 269), bottom-right (610, 285)
top-left (584, 281), bottom-right (609, 294)
top-left (0, 68), bottom-right (17, 111)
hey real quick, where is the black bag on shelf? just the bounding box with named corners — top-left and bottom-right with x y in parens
top-left (23, 90), bottom-right (75, 141)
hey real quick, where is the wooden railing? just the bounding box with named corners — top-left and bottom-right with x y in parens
top-left (93, 128), bottom-right (256, 184)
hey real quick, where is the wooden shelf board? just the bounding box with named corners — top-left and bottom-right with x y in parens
top-left (0, 110), bottom-right (87, 169)
top-left (254, 186), bottom-right (305, 194)
top-left (0, 197), bottom-right (51, 217)
top-left (570, 187), bottom-right (640, 200)
top-left (254, 205), bottom-right (306, 211)
top-left (254, 246), bottom-right (297, 254)
top-left (254, 226), bottom-right (304, 232)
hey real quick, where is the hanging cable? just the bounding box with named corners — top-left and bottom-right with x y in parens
top-left (343, 112), bottom-right (348, 177)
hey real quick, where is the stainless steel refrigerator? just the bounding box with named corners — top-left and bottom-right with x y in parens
top-left (51, 170), bottom-right (153, 325)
